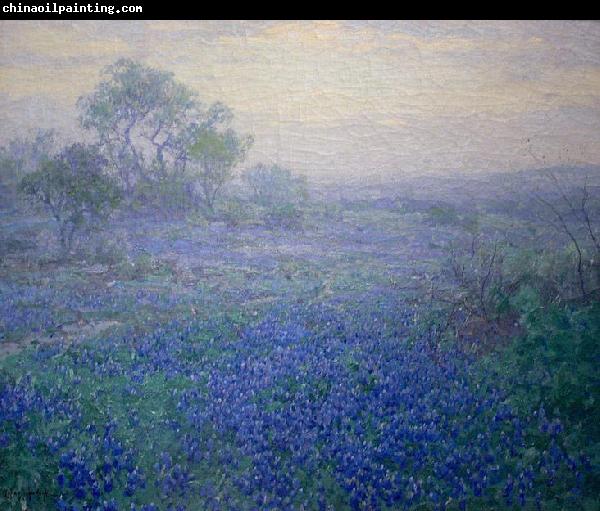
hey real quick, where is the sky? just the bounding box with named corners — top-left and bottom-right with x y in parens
top-left (1, 20), bottom-right (599, 180)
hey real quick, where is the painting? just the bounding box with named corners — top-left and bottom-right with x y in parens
top-left (0, 20), bottom-right (598, 511)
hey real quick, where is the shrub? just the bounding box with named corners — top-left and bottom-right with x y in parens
top-left (18, 143), bottom-right (121, 251)
top-left (264, 203), bottom-right (304, 230)
top-left (427, 204), bottom-right (460, 226)
top-left (487, 298), bottom-right (600, 497)
top-left (242, 164), bottom-right (308, 230)
top-left (509, 297), bottom-right (600, 428)
top-left (185, 211), bottom-right (209, 228)
top-left (217, 197), bottom-right (250, 228)
top-left (243, 164), bottom-right (308, 207)
top-left (442, 236), bottom-right (526, 322)
top-left (431, 198), bottom-right (600, 499)
top-left (0, 129), bottom-right (56, 210)
top-left (78, 232), bottom-right (129, 267)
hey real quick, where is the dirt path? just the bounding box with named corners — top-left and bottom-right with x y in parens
top-left (0, 319), bottom-right (121, 359)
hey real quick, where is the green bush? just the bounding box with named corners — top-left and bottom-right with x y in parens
top-left (81, 233), bottom-right (128, 267)
top-left (427, 204), bottom-right (460, 226)
top-left (482, 299), bottom-right (600, 499)
top-left (439, 231), bottom-right (600, 500)
top-left (217, 197), bottom-right (251, 228)
top-left (509, 297), bottom-right (600, 432)
top-left (443, 238), bottom-right (527, 322)
top-left (19, 143), bottom-right (121, 251)
top-left (116, 252), bottom-right (170, 281)
top-left (185, 210), bottom-right (209, 228)
top-left (264, 203), bottom-right (304, 230)
top-left (243, 163), bottom-right (307, 208)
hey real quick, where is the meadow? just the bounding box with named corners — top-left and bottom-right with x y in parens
top-left (1, 167), bottom-right (599, 511)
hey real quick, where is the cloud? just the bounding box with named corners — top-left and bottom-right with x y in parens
top-left (0, 20), bottom-right (599, 177)
top-left (0, 63), bottom-right (102, 101)
top-left (0, 21), bottom-right (130, 60)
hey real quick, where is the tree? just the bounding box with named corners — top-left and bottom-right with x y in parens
top-left (188, 128), bottom-right (253, 213)
top-left (0, 129), bottom-right (56, 205)
top-left (19, 143), bottom-right (121, 251)
top-left (243, 163), bottom-right (308, 207)
top-left (530, 170), bottom-right (600, 300)
top-left (521, 139), bottom-right (600, 300)
top-left (78, 59), bottom-right (201, 195)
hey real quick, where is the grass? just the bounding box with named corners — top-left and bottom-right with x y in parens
top-left (0, 194), bottom-right (598, 511)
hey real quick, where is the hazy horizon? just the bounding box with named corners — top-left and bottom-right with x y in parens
top-left (1, 20), bottom-right (599, 180)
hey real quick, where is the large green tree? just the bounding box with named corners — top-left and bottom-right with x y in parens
top-left (78, 59), bottom-right (229, 195)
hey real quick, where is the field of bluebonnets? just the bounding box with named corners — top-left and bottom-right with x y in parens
top-left (1, 60), bottom-right (599, 511)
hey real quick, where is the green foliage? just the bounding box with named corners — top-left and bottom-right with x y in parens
top-left (189, 129), bottom-right (238, 166)
top-left (443, 238), bottom-right (524, 321)
top-left (243, 163), bottom-right (308, 207)
top-left (0, 129), bottom-right (56, 209)
top-left (442, 227), bottom-right (599, 326)
top-left (241, 163), bottom-right (308, 230)
top-left (0, 431), bottom-right (59, 511)
top-left (427, 204), bottom-right (460, 226)
top-left (536, 244), bottom-right (598, 301)
top-left (483, 299), bottom-right (600, 499)
top-left (510, 298), bottom-right (600, 430)
top-left (79, 232), bottom-right (129, 267)
top-left (116, 252), bottom-right (160, 281)
top-left (188, 128), bottom-right (253, 212)
top-left (264, 202), bottom-right (304, 230)
top-left (18, 143), bottom-right (121, 250)
top-left (0, 373), bottom-right (60, 511)
top-left (78, 59), bottom-right (199, 194)
top-left (217, 196), bottom-right (252, 228)
top-left (0, 129), bottom-right (56, 182)
top-left (439, 216), bottom-right (600, 501)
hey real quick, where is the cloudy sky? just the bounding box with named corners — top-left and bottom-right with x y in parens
top-left (1, 20), bottom-right (599, 180)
